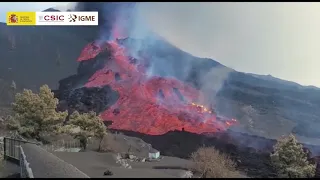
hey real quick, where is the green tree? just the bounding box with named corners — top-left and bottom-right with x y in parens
top-left (8, 85), bottom-right (67, 140)
top-left (270, 134), bottom-right (316, 178)
top-left (66, 111), bottom-right (107, 151)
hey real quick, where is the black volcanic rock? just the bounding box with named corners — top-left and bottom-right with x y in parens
top-left (55, 85), bottom-right (119, 114)
top-left (55, 49), bottom-right (112, 96)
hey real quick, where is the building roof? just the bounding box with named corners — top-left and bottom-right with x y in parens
top-left (149, 149), bottom-right (159, 153)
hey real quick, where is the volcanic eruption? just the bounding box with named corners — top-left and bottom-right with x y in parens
top-left (71, 19), bottom-right (238, 135)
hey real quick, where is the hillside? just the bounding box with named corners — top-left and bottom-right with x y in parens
top-left (0, 20), bottom-right (103, 107)
top-left (0, 23), bottom-right (83, 90)
top-left (55, 34), bottom-right (320, 140)
top-left (1, 4), bottom-right (320, 142)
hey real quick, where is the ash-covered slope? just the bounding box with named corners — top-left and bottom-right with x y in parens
top-left (0, 23), bottom-right (89, 91)
top-left (221, 71), bottom-right (320, 139)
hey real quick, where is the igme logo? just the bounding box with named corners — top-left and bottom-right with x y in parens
top-left (68, 14), bottom-right (97, 23)
top-left (69, 14), bottom-right (77, 22)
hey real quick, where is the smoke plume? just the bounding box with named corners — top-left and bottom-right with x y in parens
top-left (74, 2), bottom-right (232, 108)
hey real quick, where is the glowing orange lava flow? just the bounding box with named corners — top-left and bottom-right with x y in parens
top-left (76, 39), bottom-right (238, 135)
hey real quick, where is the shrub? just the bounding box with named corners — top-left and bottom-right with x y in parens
top-left (65, 111), bottom-right (107, 150)
top-left (270, 134), bottom-right (316, 178)
top-left (190, 147), bottom-right (241, 178)
top-left (7, 85), bottom-right (67, 140)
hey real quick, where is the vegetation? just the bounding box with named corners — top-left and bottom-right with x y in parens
top-left (6, 85), bottom-right (68, 141)
top-left (65, 111), bottom-right (107, 151)
top-left (190, 146), bottom-right (241, 178)
top-left (270, 134), bottom-right (316, 178)
top-left (5, 84), bottom-right (107, 149)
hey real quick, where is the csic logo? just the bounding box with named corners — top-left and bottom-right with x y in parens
top-left (39, 15), bottom-right (64, 22)
top-left (8, 14), bottom-right (18, 23)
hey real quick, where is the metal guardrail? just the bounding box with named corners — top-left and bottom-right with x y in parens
top-left (3, 137), bottom-right (39, 164)
top-left (0, 141), bottom-right (3, 156)
top-left (19, 146), bottom-right (34, 178)
top-left (2, 137), bottom-right (90, 178)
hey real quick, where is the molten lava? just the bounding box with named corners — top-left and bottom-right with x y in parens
top-left (76, 35), bottom-right (237, 135)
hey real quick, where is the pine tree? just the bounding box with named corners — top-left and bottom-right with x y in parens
top-left (270, 134), bottom-right (316, 178)
top-left (9, 85), bottom-right (68, 140)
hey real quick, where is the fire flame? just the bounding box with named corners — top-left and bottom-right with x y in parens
top-left (191, 102), bottom-right (212, 114)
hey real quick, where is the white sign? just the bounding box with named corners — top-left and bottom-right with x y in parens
top-left (35, 11), bottom-right (98, 26)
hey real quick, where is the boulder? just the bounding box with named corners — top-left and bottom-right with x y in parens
top-left (129, 154), bottom-right (136, 160)
top-left (103, 169), bottom-right (113, 176)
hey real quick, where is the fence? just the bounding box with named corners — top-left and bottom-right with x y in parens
top-left (0, 137), bottom-right (3, 156)
top-left (42, 138), bottom-right (94, 152)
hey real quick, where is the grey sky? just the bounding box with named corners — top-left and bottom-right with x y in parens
top-left (1, 2), bottom-right (320, 87)
top-left (0, 2), bottom-right (71, 22)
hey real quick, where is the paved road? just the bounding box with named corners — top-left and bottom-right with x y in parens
top-left (0, 160), bottom-right (20, 178)
top-left (54, 151), bottom-right (190, 178)
top-left (21, 144), bottom-right (89, 178)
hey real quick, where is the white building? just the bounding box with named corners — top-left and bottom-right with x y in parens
top-left (148, 149), bottom-right (160, 159)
